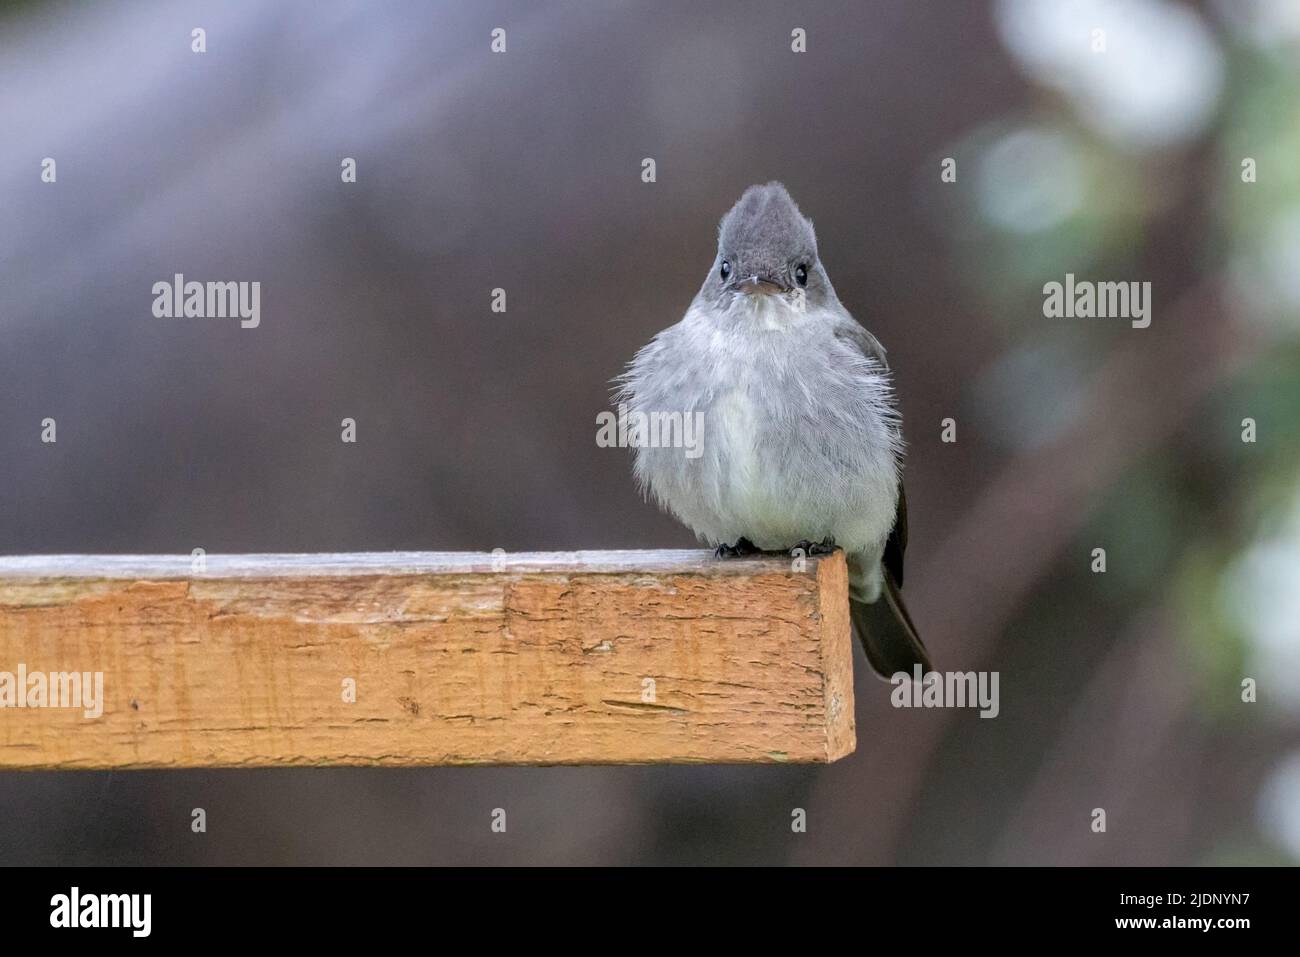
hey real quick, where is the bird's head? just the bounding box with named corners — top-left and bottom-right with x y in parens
top-left (702, 182), bottom-right (833, 314)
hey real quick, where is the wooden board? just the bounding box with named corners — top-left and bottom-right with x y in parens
top-left (0, 550), bottom-right (855, 768)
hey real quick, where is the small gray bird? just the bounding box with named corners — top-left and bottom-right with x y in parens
top-left (617, 182), bottom-right (929, 678)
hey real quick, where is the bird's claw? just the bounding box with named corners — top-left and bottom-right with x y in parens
top-left (791, 537), bottom-right (838, 557)
top-left (715, 537), bottom-right (761, 559)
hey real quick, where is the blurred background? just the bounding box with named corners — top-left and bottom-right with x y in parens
top-left (2, 0), bottom-right (1298, 865)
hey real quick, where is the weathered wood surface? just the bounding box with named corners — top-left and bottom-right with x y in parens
top-left (0, 550), bottom-right (854, 768)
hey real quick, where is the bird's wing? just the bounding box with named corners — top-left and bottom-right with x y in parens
top-left (832, 316), bottom-right (889, 370)
top-left (833, 315), bottom-right (904, 580)
top-left (884, 481), bottom-right (907, 587)
top-left (832, 315), bottom-right (927, 673)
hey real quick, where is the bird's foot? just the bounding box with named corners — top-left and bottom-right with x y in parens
top-left (791, 537), bottom-right (838, 557)
top-left (715, 537), bottom-right (762, 559)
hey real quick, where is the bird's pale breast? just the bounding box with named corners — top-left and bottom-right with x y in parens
top-left (624, 302), bottom-right (901, 557)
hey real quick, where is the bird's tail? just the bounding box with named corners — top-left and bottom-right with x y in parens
top-left (849, 568), bottom-right (931, 680)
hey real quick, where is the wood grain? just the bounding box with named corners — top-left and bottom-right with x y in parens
top-left (0, 550), bottom-right (855, 768)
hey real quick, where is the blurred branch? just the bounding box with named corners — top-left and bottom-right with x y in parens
top-left (915, 277), bottom-right (1252, 652)
top-left (990, 603), bottom-right (1198, 865)
top-left (795, 275), bottom-right (1262, 864)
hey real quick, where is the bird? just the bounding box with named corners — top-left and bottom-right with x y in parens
top-left (616, 181), bottom-right (930, 678)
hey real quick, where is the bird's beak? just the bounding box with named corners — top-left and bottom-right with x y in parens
top-left (729, 274), bottom-right (789, 296)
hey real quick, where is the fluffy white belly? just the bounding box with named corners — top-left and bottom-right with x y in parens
top-left (697, 380), bottom-right (897, 554)
top-left (624, 301), bottom-right (902, 558)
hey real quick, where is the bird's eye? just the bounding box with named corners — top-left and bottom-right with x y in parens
top-left (794, 264), bottom-right (808, 287)
top-left (720, 260), bottom-right (732, 281)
